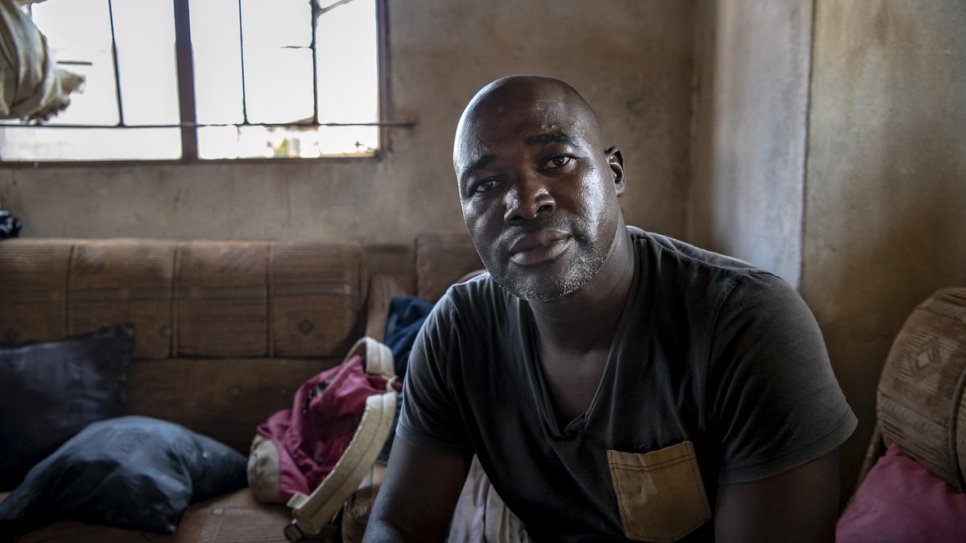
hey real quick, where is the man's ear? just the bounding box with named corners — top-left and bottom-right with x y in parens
top-left (605, 146), bottom-right (625, 196)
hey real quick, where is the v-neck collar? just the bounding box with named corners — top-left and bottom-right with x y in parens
top-left (512, 241), bottom-right (642, 439)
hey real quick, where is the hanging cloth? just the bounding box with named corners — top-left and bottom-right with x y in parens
top-left (0, 0), bottom-right (84, 122)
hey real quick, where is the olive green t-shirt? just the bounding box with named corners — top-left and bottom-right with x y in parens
top-left (397, 227), bottom-right (856, 542)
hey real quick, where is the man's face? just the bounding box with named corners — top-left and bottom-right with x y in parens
top-left (454, 81), bottom-right (624, 303)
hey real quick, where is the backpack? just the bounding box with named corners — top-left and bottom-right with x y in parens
top-left (247, 337), bottom-right (399, 541)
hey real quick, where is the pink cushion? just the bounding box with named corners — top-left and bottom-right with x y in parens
top-left (837, 444), bottom-right (966, 542)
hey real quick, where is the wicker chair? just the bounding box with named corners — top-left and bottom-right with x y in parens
top-left (854, 287), bottom-right (966, 493)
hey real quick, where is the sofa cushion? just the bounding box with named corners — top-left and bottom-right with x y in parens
top-left (0, 323), bottom-right (134, 490)
top-left (837, 443), bottom-right (966, 543)
top-left (0, 239), bottom-right (72, 346)
top-left (0, 239), bottom-right (367, 362)
top-left (0, 416), bottom-right (248, 536)
top-left (175, 242), bottom-right (271, 357)
top-left (270, 240), bottom-right (367, 358)
top-left (68, 241), bottom-right (177, 360)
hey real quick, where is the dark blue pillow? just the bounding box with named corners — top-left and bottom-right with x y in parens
top-left (0, 324), bottom-right (134, 490)
top-left (0, 416), bottom-right (248, 536)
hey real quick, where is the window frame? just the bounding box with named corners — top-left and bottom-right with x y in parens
top-left (0, 0), bottom-right (400, 167)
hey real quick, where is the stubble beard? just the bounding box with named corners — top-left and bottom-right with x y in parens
top-left (490, 233), bottom-right (608, 304)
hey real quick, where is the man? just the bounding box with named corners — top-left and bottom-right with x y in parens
top-left (364, 75), bottom-right (856, 542)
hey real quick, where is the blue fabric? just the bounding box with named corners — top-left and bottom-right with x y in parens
top-left (376, 296), bottom-right (434, 462)
top-left (0, 416), bottom-right (247, 537)
top-left (383, 296), bottom-right (435, 380)
top-left (0, 324), bottom-right (133, 490)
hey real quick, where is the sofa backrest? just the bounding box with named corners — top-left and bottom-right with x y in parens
top-left (0, 238), bottom-right (367, 450)
top-left (0, 234), bottom-right (484, 452)
top-left (0, 239), bottom-right (367, 358)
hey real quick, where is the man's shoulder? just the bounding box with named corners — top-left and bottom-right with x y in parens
top-left (626, 226), bottom-right (799, 316)
top-left (414, 273), bottom-right (519, 365)
top-left (442, 271), bottom-right (502, 303)
top-left (627, 226), bottom-right (764, 276)
top-left (432, 272), bottom-right (514, 324)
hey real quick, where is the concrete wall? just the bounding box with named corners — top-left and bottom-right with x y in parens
top-left (689, 1), bottom-right (812, 287)
top-left (692, 0), bottom-right (966, 494)
top-left (0, 0), bottom-right (695, 266)
top-left (803, 0), bottom-right (966, 493)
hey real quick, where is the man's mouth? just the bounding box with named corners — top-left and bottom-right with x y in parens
top-left (508, 230), bottom-right (573, 266)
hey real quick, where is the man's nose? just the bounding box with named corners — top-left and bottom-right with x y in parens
top-left (504, 174), bottom-right (555, 224)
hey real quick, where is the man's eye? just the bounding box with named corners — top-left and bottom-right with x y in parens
top-left (545, 156), bottom-right (572, 169)
top-left (472, 179), bottom-right (498, 195)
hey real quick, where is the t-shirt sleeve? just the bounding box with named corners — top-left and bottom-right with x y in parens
top-left (708, 272), bottom-right (857, 484)
top-left (395, 294), bottom-right (470, 458)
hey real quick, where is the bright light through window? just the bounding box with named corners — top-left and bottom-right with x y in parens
top-left (0, 0), bottom-right (381, 162)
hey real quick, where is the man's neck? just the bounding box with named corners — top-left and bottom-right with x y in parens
top-left (527, 224), bottom-right (635, 354)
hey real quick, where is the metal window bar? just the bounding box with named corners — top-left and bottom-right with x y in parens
top-left (237, 0), bottom-right (249, 125)
top-left (2, 0), bottom-right (411, 132)
top-left (310, 0), bottom-right (319, 125)
top-left (106, 0), bottom-right (124, 126)
top-left (173, 0), bottom-right (198, 158)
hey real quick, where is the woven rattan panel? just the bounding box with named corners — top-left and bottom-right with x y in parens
top-left (877, 287), bottom-right (966, 490)
top-left (414, 232), bottom-right (483, 302)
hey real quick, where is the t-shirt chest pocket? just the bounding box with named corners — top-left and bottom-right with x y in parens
top-left (606, 441), bottom-right (711, 542)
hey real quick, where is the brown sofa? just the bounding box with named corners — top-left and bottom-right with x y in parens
top-left (0, 233), bottom-right (482, 543)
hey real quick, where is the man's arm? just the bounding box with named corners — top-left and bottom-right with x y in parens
top-left (714, 449), bottom-right (840, 542)
top-left (363, 438), bottom-right (469, 542)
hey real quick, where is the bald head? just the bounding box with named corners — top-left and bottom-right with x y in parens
top-left (453, 76), bottom-right (606, 176)
top-left (450, 75), bottom-right (626, 303)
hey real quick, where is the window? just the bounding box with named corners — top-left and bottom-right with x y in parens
top-left (0, 0), bottom-right (387, 162)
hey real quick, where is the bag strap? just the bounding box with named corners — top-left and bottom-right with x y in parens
top-left (284, 336), bottom-right (397, 541)
top-left (346, 336), bottom-right (395, 380)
